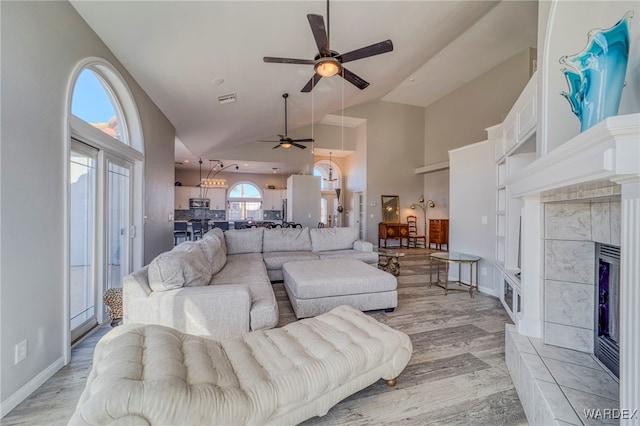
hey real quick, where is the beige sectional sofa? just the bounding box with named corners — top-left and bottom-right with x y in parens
top-left (124, 226), bottom-right (377, 339)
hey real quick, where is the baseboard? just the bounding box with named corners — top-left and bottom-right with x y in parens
top-left (1, 356), bottom-right (65, 418)
top-left (445, 275), bottom-right (498, 298)
top-left (478, 285), bottom-right (498, 298)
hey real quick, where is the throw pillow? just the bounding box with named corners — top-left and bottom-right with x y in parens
top-left (224, 228), bottom-right (264, 255)
top-left (310, 227), bottom-right (359, 252)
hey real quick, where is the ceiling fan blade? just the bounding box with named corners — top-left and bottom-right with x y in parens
top-left (340, 67), bottom-right (370, 90)
top-left (263, 57), bottom-right (315, 65)
top-left (337, 40), bottom-right (394, 64)
top-left (272, 144), bottom-right (282, 149)
top-left (307, 14), bottom-right (329, 56)
top-left (259, 140), bottom-right (280, 143)
top-left (292, 138), bottom-right (314, 143)
top-left (301, 73), bottom-right (323, 92)
top-left (292, 143), bottom-right (308, 150)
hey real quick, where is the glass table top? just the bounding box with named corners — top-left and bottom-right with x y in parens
top-left (378, 248), bottom-right (406, 257)
top-left (429, 252), bottom-right (480, 262)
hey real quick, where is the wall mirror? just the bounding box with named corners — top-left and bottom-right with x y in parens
top-left (381, 195), bottom-right (400, 223)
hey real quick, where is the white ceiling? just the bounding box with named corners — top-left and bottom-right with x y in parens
top-left (70, 0), bottom-right (537, 173)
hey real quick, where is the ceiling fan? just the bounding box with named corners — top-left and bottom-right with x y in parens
top-left (263, 0), bottom-right (393, 92)
top-left (260, 93), bottom-right (313, 149)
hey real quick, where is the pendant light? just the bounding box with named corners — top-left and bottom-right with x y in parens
top-left (324, 152), bottom-right (337, 182)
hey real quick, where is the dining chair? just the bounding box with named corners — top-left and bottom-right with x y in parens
top-left (191, 221), bottom-right (203, 240)
top-left (173, 222), bottom-right (190, 245)
top-left (407, 215), bottom-right (426, 248)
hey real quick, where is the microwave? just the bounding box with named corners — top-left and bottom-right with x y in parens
top-left (189, 198), bottom-right (210, 209)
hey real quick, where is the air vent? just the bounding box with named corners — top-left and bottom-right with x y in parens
top-left (218, 93), bottom-right (236, 105)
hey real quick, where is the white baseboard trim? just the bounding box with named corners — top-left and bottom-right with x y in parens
top-left (1, 356), bottom-right (65, 418)
top-left (445, 275), bottom-right (498, 298)
top-left (478, 285), bottom-right (498, 298)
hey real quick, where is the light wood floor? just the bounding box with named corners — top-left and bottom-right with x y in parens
top-left (3, 249), bottom-right (527, 425)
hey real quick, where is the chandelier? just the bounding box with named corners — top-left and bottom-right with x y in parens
top-left (324, 152), bottom-right (337, 182)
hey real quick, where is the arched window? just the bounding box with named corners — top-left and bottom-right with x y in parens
top-left (72, 68), bottom-right (129, 145)
top-left (228, 182), bottom-right (262, 221)
top-left (314, 162), bottom-right (341, 191)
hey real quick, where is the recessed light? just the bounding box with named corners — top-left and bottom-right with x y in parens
top-left (211, 78), bottom-right (224, 86)
top-left (243, 163), bottom-right (249, 166)
top-left (184, 160), bottom-right (190, 163)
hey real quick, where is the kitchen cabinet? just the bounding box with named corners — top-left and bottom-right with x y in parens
top-left (263, 189), bottom-right (284, 210)
top-left (207, 188), bottom-right (226, 210)
top-left (174, 186), bottom-right (192, 210)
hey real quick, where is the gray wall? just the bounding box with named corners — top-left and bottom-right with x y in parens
top-left (1, 1), bottom-right (174, 410)
top-left (423, 48), bottom-right (535, 220)
top-left (344, 101), bottom-right (425, 243)
top-left (449, 140), bottom-right (497, 294)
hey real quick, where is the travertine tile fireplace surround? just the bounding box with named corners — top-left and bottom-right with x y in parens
top-left (505, 114), bottom-right (640, 425)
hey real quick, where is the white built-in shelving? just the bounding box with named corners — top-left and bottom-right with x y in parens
top-left (491, 71), bottom-right (538, 324)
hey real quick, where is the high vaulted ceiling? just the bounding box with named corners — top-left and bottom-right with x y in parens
top-left (70, 1), bottom-right (537, 170)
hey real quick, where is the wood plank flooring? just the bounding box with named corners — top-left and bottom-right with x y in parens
top-left (3, 249), bottom-right (527, 425)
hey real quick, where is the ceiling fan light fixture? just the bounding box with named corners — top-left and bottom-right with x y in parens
top-left (280, 141), bottom-right (292, 148)
top-left (315, 58), bottom-right (341, 77)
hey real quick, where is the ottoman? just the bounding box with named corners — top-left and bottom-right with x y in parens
top-left (69, 305), bottom-right (413, 426)
top-left (283, 258), bottom-right (397, 319)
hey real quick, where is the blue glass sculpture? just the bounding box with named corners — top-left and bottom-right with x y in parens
top-left (560, 11), bottom-right (634, 132)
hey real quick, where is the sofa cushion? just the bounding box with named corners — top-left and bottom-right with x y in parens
top-left (198, 230), bottom-right (227, 275)
top-left (210, 254), bottom-right (278, 331)
top-left (317, 249), bottom-right (379, 264)
top-left (224, 228), bottom-right (264, 255)
top-left (148, 246), bottom-right (211, 291)
top-left (204, 227), bottom-right (227, 255)
top-left (263, 228), bottom-right (312, 252)
top-left (310, 227), bottom-right (359, 252)
top-left (262, 251), bottom-right (320, 270)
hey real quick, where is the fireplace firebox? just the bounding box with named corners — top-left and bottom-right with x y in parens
top-left (595, 243), bottom-right (620, 378)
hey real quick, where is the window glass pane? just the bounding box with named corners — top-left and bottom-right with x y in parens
top-left (72, 69), bottom-right (128, 144)
top-left (229, 183), bottom-right (261, 199)
top-left (107, 161), bottom-right (131, 290)
top-left (70, 148), bottom-right (96, 334)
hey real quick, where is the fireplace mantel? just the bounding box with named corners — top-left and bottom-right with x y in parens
top-left (509, 113), bottom-right (640, 198)
top-left (506, 112), bottom-right (640, 423)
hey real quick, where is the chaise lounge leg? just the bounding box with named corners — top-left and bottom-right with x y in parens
top-left (385, 378), bottom-right (397, 387)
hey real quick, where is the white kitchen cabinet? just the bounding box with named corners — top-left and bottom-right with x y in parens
top-left (174, 186), bottom-right (191, 210)
top-left (263, 189), bottom-right (284, 210)
top-left (208, 188), bottom-right (227, 210)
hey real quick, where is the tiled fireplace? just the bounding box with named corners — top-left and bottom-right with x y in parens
top-left (504, 114), bottom-right (640, 425)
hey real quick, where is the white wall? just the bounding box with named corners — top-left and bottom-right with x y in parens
top-left (541, 1), bottom-right (640, 153)
top-left (1, 1), bottom-right (175, 413)
top-left (344, 123), bottom-right (368, 231)
top-left (287, 175), bottom-right (321, 228)
top-left (448, 140), bottom-right (497, 295)
top-left (343, 101), bottom-right (425, 245)
top-left (423, 48), bottom-right (535, 221)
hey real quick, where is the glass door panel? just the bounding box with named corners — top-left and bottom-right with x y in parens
top-left (70, 141), bottom-right (98, 341)
top-left (107, 157), bottom-right (132, 290)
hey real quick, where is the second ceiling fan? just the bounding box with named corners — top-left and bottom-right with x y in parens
top-left (263, 0), bottom-right (394, 92)
top-left (261, 93), bottom-right (313, 150)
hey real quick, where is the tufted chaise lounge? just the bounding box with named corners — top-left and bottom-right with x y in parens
top-left (69, 305), bottom-right (412, 425)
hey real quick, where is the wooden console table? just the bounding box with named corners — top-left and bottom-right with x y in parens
top-left (378, 222), bottom-right (409, 248)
